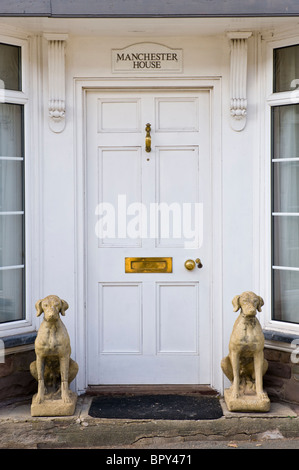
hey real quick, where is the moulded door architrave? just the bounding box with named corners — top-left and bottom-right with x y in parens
top-left (75, 77), bottom-right (223, 391)
top-left (73, 77), bottom-right (223, 393)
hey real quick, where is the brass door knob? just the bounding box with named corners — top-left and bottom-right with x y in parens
top-left (184, 258), bottom-right (203, 270)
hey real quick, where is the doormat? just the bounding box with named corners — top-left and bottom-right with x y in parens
top-left (88, 394), bottom-right (223, 420)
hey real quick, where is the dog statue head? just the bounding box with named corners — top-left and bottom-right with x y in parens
top-left (35, 295), bottom-right (69, 322)
top-left (232, 291), bottom-right (264, 317)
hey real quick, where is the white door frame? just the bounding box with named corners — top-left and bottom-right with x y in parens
top-left (73, 77), bottom-right (223, 394)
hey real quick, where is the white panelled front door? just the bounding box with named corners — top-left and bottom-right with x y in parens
top-left (86, 89), bottom-right (211, 385)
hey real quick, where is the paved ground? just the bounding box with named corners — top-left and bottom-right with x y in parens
top-left (0, 395), bottom-right (299, 450)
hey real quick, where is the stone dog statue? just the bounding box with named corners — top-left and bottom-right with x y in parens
top-left (30, 295), bottom-right (78, 416)
top-left (221, 291), bottom-right (270, 412)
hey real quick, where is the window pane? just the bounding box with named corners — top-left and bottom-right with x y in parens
top-left (0, 269), bottom-right (24, 323)
top-left (273, 161), bottom-right (299, 212)
top-left (0, 160), bottom-right (24, 212)
top-left (0, 214), bottom-right (24, 267)
top-left (272, 105), bottom-right (299, 160)
top-left (0, 43), bottom-right (21, 91)
top-left (274, 44), bottom-right (299, 93)
top-left (0, 103), bottom-right (23, 157)
top-left (0, 103), bottom-right (25, 324)
top-left (273, 216), bottom-right (299, 268)
top-left (273, 269), bottom-right (299, 323)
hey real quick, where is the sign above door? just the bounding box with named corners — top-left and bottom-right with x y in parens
top-left (112, 42), bottom-right (183, 73)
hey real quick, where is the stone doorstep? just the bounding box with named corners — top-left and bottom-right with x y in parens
top-left (0, 395), bottom-right (296, 422)
top-left (0, 396), bottom-right (298, 449)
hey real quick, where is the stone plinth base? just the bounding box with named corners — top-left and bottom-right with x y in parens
top-left (224, 388), bottom-right (270, 413)
top-left (31, 391), bottom-right (77, 417)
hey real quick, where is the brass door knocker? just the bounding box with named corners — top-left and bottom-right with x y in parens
top-left (145, 123), bottom-right (151, 153)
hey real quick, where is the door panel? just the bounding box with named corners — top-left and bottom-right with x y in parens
top-left (98, 98), bottom-right (141, 132)
top-left (156, 146), bottom-right (200, 247)
top-left (99, 282), bottom-right (142, 354)
top-left (97, 147), bottom-right (142, 247)
top-left (155, 97), bottom-right (199, 132)
top-left (87, 89), bottom-right (211, 385)
top-left (157, 282), bottom-right (199, 354)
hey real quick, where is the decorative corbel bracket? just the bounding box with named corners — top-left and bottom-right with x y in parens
top-left (44, 33), bottom-right (68, 133)
top-left (227, 32), bottom-right (252, 131)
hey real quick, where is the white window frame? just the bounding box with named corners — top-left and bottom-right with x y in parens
top-left (262, 33), bottom-right (299, 335)
top-left (0, 32), bottom-right (37, 337)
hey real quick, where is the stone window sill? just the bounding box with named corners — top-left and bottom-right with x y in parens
top-left (263, 329), bottom-right (299, 353)
top-left (263, 330), bottom-right (299, 344)
top-left (1, 332), bottom-right (37, 356)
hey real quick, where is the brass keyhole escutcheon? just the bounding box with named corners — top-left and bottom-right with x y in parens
top-left (145, 123), bottom-right (151, 153)
top-left (184, 258), bottom-right (203, 270)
